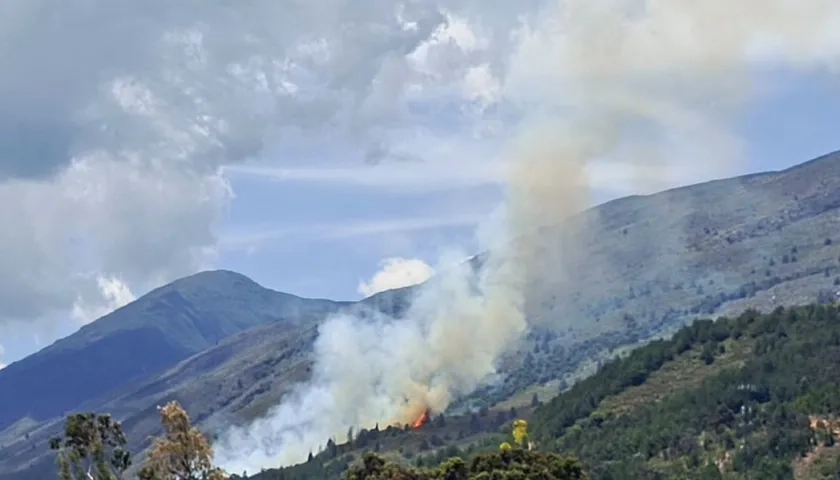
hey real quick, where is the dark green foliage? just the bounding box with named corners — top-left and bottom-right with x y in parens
top-left (700, 342), bottom-right (716, 365)
top-left (532, 304), bottom-right (840, 478)
top-left (341, 450), bottom-right (587, 480)
top-left (49, 413), bottom-right (131, 480)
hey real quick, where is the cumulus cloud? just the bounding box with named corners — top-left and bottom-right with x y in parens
top-left (357, 257), bottom-right (435, 297)
top-left (0, 343), bottom-right (5, 370)
top-left (0, 154), bottom-right (231, 324)
top-left (71, 276), bottom-right (137, 325)
top-left (0, 0), bottom-right (496, 329)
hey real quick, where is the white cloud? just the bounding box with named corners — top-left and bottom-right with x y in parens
top-left (219, 213), bottom-right (485, 252)
top-left (0, 154), bottom-right (231, 325)
top-left (462, 64), bottom-right (502, 106)
top-left (357, 257), bottom-right (435, 297)
top-left (223, 159), bottom-right (506, 194)
top-left (0, 343), bottom-right (5, 370)
top-left (71, 276), bottom-right (137, 325)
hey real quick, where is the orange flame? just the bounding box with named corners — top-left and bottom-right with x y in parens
top-left (412, 409), bottom-right (430, 429)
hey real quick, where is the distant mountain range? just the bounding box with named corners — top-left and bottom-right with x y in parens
top-left (1, 150), bottom-right (839, 479)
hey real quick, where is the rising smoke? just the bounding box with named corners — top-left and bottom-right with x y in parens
top-left (215, 0), bottom-right (840, 472)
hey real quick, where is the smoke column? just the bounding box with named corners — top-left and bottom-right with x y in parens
top-left (215, 0), bottom-right (840, 472)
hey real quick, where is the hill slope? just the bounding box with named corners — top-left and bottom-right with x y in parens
top-left (463, 150), bottom-right (840, 408)
top-left (530, 303), bottom-right (840, 478)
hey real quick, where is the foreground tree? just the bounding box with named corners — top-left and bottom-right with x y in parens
top-left (512, 419), bottom-right (529, 449)
top-left (49, 413), bottom-right (131, 480)
top-left (138, 401), bottom-right (227, 480)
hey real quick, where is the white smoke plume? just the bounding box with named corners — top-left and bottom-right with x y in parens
top-left (215, 0), bottom-right (840, 472)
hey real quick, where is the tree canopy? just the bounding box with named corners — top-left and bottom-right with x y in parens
top-left (49, 412), bottom-right (131, 480)
top-left (342, 449), bottom-right (587, 480)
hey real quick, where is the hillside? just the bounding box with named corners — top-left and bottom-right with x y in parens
top-left (2, 150), bottom-right (840, 479)
top-left (460, 150), bottom-right (840, 409)
top-left (256, 303), bottom-right (840, 479)
top-left (529, 304), bottom-right (840, 479)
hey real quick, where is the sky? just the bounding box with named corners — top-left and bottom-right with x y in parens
top-left (0, 0), bottom-right (839, 368)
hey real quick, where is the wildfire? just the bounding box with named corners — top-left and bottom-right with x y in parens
top-left (412, 409), bottom-right (430, 429)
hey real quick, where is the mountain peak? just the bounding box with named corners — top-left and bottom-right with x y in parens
top-left (154, 269), bottom-right (262, 294)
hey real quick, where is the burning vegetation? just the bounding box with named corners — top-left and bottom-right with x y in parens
top-left (412, 409), bottom-right (430, 429)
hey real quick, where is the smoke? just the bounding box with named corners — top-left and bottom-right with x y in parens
top-left (215, 0), bottom-right (840, 472)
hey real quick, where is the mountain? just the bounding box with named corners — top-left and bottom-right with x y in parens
top-left (1, 150), bottom-right (839, 479)
top-left (259, 303), bottom-right (840, 479)
top-left (0, 270), bottom-right (347, 433)
top-left (0, 273), bottom-right (416, 479)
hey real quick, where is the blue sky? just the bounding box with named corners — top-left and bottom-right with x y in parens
top-left (1, 0), bottom-right (840, 368)
top-left (218, 71), bottom-right (840, 301)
